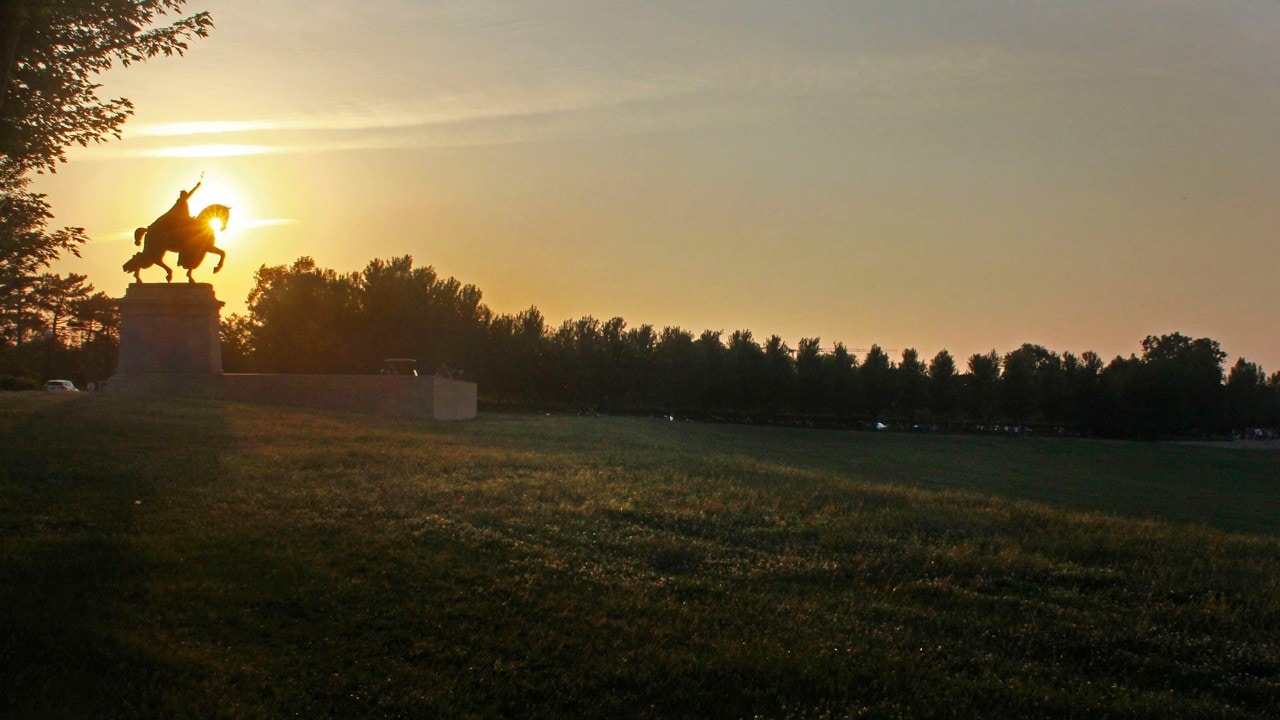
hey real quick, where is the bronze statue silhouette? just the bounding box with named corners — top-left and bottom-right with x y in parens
top-left (123, 178), bottom-right (231, 283)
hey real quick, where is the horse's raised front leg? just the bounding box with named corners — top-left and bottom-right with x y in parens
top-left (210, 246), bottom-right (226, 273)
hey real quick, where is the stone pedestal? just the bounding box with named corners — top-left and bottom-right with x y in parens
top-left (108, 283), bottom-right (224, 396)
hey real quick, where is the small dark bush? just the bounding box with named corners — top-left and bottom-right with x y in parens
top-left (0, 375), bottom-right (40, 391)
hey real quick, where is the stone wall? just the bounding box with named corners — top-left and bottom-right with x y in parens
top-left (222, 374), bottom-right (477, 420)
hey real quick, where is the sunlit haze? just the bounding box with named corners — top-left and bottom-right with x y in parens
top-left (38, 1), bottom-right (1280, 371)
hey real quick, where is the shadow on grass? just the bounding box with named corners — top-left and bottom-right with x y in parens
top-left (0, 393), bottom-right (237, 718)
top-left (2, 538), bottom-right (150, 717)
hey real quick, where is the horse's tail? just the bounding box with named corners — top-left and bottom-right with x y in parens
top-left (134, 227), bottom-right (147, 246)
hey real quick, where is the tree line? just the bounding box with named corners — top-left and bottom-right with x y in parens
top-left (220, 255), bottom-right (1280, 439)
top-left (0, 272), bottom-right (119, 388)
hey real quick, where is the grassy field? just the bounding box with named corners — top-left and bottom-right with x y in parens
top-left (2, 392), bottom-right (1278, 719)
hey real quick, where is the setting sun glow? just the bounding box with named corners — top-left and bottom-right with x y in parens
top-left (187, 174), bottom-right (248, 244)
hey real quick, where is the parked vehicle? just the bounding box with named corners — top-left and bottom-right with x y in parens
top-left (44, 379), bottom-right (78, 392)
top-left (381, 358), bottom-right (418, 376)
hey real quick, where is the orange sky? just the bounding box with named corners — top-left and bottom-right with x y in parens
top-left (38, 1), bottom-right (1280, 372)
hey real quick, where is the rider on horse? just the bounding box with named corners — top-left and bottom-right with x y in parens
top-left (124, 173), bottom-right (230, 283)
top-left (140, 175), bottom-right (203, 246)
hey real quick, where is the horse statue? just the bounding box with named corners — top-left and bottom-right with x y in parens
top-left (123, 204), bottom-right (230, 283)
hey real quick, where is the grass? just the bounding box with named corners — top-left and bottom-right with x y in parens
top-left (2, 392), bottom-right (1278, 719)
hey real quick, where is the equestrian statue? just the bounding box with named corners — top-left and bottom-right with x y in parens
top-left (124, 175), bottom-right (231, 283)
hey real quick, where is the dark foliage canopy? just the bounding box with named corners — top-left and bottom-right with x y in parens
top-left (1, 0), bottom-right (213, 175)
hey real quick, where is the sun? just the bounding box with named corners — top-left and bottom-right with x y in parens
top-left (187, 174), bottom-right (251, 243)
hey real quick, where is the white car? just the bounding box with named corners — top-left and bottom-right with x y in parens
top-left (44, 379), bottom-right (78, 392)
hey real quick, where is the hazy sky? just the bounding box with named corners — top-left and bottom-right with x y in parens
top-left (39, 1), bottom-right (1280, 371)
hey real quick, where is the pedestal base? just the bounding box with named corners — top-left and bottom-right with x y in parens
top-left (108, 283), bottom-right (223, 394)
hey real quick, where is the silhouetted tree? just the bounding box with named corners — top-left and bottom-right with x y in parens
top-left (414, 271), bottom-right (488, 375)
top-left (66, 291), bottom-right (116, 345)
top-left (1130, 333), bottom-right (1227, 436)
top-left (726, 330), bottom-right (766, 414)
top-left (623, 323), bottom-right (659, 408)
top-left (1226, 357), bottom-right (1268, 433)
top-left (965, 351), bottom-right (1001, 427)
top-left (1063, 351), bottom-right (1105, 433)
top-left (794, 337), bottom-right (825, 416)
top-left (550, 315), bottom-right (604, 409)
top-left (655, 326), bottom-right (697, 411)
top-left (896, 348), bottom-right (927, 424)
top-left (484, 305), bottom-right (550, 404)
top-left (0, 191), bottom-right (88, 351)
top-left (5, 272), bottom-right (91, 379)
top-left (927, 349), bottom-right (959, 427)
top-left (694, 330), bottom-right (729, 412)
top-left (1097, 354), bottom-right (1140, 438)
top-left (1001, 344), bottom-right (1060, 427)
top-left (68, 292), bottom-right (118, 383)
top-left (246, 258), bottom-right (361, 373)
top-left (26, 272), bottom-right (89, 342)
top-left (358, 256), bottom-right (438, 367)
top-left (219, 313), bottom-right (252, 373)
top-left (1037, 350), bottom-right (1069, 427)
top-left (1268, 373), bottom-right (1280, 431)
top-left (761, 334), bottom-right (795, 416)
top-left (861, 345), bottom-right (893, 424)
top-left (825, 343), bottom-right (858, 421)
top-left (598, 316), bottom-right (629, 409)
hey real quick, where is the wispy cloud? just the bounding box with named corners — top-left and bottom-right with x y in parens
top-left (81, 80), bottom-right (714, 160)
top-left (140, 144), bottom-right (278, 158)
top-left (130, 120), bottom-right (285, 137)
top-left (127, 72), bottom-right (705, 139)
